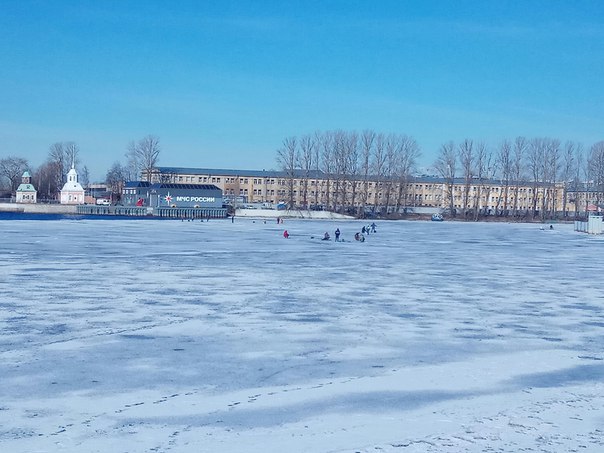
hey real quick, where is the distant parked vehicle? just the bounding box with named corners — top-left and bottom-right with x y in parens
top-left (96, 199), bottom-right (111, 206)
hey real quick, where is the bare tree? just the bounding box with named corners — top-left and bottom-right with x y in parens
top-left (344, 131), bottom-right (359, 213)
top-left (527, 138), bottom-right (546, 218)
top-left (331, 130), bottom-right (348, 212)
top-left (458, 139), bottom-right (474, 218)
top-left (394, 135), bottom-right (420, 214)
top-left (80, 165), bottom-right (90, 189)
top-left (433, 141), bottom-right (457, 216)
top-left (131, 135), bottom-right (161, 182)
top-left (541, 139), bottom-right (560, 219)
top-left (574, 143), bottom-right (587, 216)
top-left (371, 133), bottom-right (388, 212)
top-left (511, 137), bottom-right (527, 217)
top-left (382, 134), bottom-right (399, 214)
top-left (319, 131), bottom-right (335, 210)
top-left (312, 131), bottom-right (322, 208)
top-left (276, 136), bottom-right (298, 208)
top-left (48, 142), bottom-right (67, 188)
top-left (106, 162), bottom-right (126, 202)
top-left (64, 142), bottom-right (80, 169)
top-left (497, 139), bottom-right (512, 216)
top-left (588, 141), bottom-right (604, 208)
top-left (0, 156), bottom-right (29, 191)
top-left (299, 134), bottom-right (315, 209)
top-left (33, 161), bottom-right (62, 201)
top-left (359, 130), bottom-right (375, 216)
top-left (473, 143), bottom-right (495, 220)
top-left (560, 141), bottom-right (577, 218)
top-left (125, 141), bottom-right (142, 181)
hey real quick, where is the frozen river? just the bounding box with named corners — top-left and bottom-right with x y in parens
top-left (1, 217), bottom-right (603, 452)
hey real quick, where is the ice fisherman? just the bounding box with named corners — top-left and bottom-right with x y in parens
top-left (354, 232), bottom-right (365, 242)
top-left (322, 232), bottom-right (330, 241)
top-left (283, 230), bottom-right (289, 239)
top-left (371, 222), bottom-right (377, 232)
top-left (335, 228), bottom-right (341, 241)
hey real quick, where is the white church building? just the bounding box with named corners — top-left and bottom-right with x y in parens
top-left (60, 165), bottom-right (85, 205)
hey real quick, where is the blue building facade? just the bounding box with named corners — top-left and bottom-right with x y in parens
top-left (123, 182), bottom-right (223, 209)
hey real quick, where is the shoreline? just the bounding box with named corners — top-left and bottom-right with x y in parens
top-left (0, 203), bottom-right (354, 220)
top-left (0, 203), bottom-right (77, 215)
top-left (0, 202), bottom-right (579, 224)
top-left (234, 208), bottom-right (354, 220)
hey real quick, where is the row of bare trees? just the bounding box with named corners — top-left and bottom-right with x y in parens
top-left (276, 130), bottom-right (421, 215)
top-left (0, 142), bottom-right (89, 200)
top-left (0, 135), bottom-right (159, 201)
top-left (277, 133), bottom-right (604, 219)
top-left (432, 137), bottom-right (603, 219)
top-left (105, 135), bottom-right (161, 200)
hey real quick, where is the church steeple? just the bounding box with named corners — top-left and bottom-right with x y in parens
top-left (68, 164), bottom-right (78, 184)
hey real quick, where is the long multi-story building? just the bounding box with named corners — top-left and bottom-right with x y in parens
top-left (144, 166), bottom-right (596, 217)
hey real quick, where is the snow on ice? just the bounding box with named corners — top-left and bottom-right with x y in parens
top-left (0, 217), bottom-right (603, 452)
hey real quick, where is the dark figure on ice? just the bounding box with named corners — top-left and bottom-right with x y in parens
top-left (322, 232), bottom-right (330, 241)
top-left (371, 222), bottom-right (377, 233)
top-left (361, 226), bottom-right (366, 234)
top-left (283, 230), bottom-right (289, 239)
top-left (335, 228), bottom-right (340, 241)
top-left (354, 232), bottom-right (365, 242)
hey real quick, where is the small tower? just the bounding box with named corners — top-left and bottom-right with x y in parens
top-left (15, 171), bottom-right (37, 204)
top-left (60, 164), bottom-right (85, 204)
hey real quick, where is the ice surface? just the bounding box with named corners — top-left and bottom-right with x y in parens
top-left (0, 217), bottom-right (603, 452)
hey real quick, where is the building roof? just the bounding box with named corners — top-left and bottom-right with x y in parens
top-left (150, 183), bottom-right (221, 191)
top-left (61, 165), bottom-right (84, 192)
top-left (153, 166), bottom-right (325, 179)
top-left (16, 183), bottom-right (36, 192)
top-left (125, 181), bottom-right (151, 188)
top-left (151, 166), bottom-right (548, 187)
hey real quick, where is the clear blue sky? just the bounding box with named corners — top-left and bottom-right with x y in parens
top-left (1, 0), bottom-right (603, 181)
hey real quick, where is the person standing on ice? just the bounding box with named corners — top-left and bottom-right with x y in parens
top-left (283, 230), bottom-right (289, 239)
top-left (335, 228), bottom-right (340, 242)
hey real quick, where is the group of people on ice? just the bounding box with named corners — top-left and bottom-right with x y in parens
top-left (322, 228), bottom-right (341, 241)
top-left (362, 223), bottom-right (377, 234)
top-left (353, 223), bottom-right (376, 242)
top-left (284, 222), bottom-right (376, 242)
